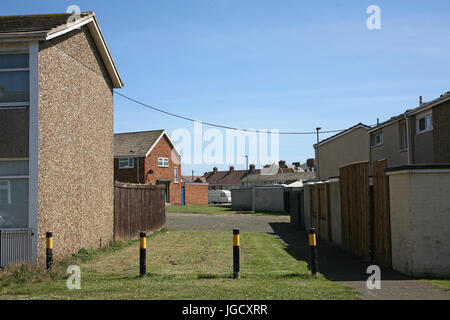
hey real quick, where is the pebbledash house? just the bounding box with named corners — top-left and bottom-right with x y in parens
top-left (0, 12), bottom-right (123, 267)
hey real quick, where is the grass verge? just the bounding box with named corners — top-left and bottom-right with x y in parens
top-left (426, 279), bottom-right (450, 291)
top-left (166, 204), bottom-right (289, 216)
top-left (0, 229), bottom-right (357, 300)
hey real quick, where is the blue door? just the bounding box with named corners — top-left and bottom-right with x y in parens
top-left (181, 187), bottom-right (185, 206)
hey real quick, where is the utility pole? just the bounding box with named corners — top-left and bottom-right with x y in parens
top-left (316, 127), bottom-right (321, 180)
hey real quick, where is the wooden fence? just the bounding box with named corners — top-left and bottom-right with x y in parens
top-left (309, 184), bottom-right (331, 241)
top-left (339, 161), bottom-right (371, 259)
top-left (114, 182), bottom-right (166, 241)
top-left (372, 159), bottom-right (392, 267)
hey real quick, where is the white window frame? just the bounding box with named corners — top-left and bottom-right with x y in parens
top-left (372, 132), bottom-right (383, 147)
top-left (119, 158), bottom-right (134, 169)
top-left (0, 180), bottom-right (11, 204)
top-left (174, 167), bottom-right (178, 183)
top-left (0, 52), bottom-right (30, 108)
top-left (416, 112), bottom-right (433, 134)
top-left (158, 157), bottom-right (169, 168)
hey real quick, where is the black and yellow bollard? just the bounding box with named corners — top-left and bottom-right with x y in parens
top-left (46, 232), bottom-right (53, 270)
top-left (233, 229), bottom-right (240, 279)
top-left (309, 228), bottom-right (317, 277)
top-left (139, 232), bottom-right (146, 277)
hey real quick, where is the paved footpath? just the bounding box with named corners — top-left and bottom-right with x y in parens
top-left (166, 212), bottom-right (450, 300)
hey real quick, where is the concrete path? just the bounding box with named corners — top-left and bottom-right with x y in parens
top-left (166, 212), bottom-right (450, 300)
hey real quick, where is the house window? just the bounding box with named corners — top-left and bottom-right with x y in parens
top-left (371, 132), bottom-right (383, 147)
top-left (0, 53), bottom-right (30, 104)
top-left (174, 167), bottom-right (178, 183)
top-left (0, 181), bottom-right (11, 204)
top-left (119, 158), bottom-right (134, 169)
top-left (0, 160), bottom-right (29, 228)
top-left (158, 157), bottom-right (169, 167)
top-left (417, 113), bottom-right (433, 133)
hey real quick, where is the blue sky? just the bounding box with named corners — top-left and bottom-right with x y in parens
top-left (4, 1), bottom-right (450, 175)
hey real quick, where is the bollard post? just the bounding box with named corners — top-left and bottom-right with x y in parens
top-left (140, 232), bottom-right (146, 277)
top-left (309, 228), bottom-right (317, 277)
top-left (233, 229), bottom-right (240, 279)
top-left (46, 232), bottom-right (53, 270)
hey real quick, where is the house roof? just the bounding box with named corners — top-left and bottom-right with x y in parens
top-left (0, 12), bottom-right (124, 88)
top-left (182, 175), bottom-right (206, 183)
top-left (203, 168), bottom-right (261, 186)
top-left (313, 123), bottom-right (371, 148)
top-left (114, 130), bottom-right (182, 159)
top-left (245, 171), bottom-right (315, 183)
top-left (367, 91), bottom-right (450, 133)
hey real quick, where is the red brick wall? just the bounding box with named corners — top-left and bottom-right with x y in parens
top-left (114, 157), bottom-right (145, 183)
top-left (144, 135), bottom-right (182, 204)
top-left (184, 183), bottom-right (209, 205)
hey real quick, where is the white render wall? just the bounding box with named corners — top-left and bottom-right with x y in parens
top-left (388, 169), bottom-right (450, 277)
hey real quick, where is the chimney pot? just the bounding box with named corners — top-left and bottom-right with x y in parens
top-left (249, 164), bottom-right (256, 172)
top-left (229, 166), bottom-right (234, 172)
top-left (213, 167), bottom-right (218, 173)
top-left (420, 96), bottom-right (423, 105)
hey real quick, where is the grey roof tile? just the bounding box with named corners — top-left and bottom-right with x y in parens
top-left (114, 130), bottom-right (164, 157)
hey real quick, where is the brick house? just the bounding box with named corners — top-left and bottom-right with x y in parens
top-left (202, 165), bottom-right (261, 190)
top-left (0, 12), bottom-right (123, 267)
top-left (114, 130), bottom-right (182, 204)
top-left (368, 92), bottom-right (450, 169)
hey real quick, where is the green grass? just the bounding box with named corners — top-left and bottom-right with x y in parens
top-left (0, 230), bottom-right (358, 300)
top-left (167, 204), bottom-right (289, 216)
top-left (427, 279), bottom-right (450, 291)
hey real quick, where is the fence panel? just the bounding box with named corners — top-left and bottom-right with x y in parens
top-left (114, 182), bottom-right (166, 241)
top-left (339, 161), bottom-right (370, 259)
top-left (373, 159), bottom-right (392, 268)
top-left (309, 184), bottom-right (331, 241)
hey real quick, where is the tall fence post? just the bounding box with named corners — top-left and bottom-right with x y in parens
top-left (309, 228), bottom-right (317, 277)
top-left (233, 229), bottom-right (240, 279)
top-left (46, 232), bottom-right (53, 270)
top-left (140, 232), bottom-right (146, 277)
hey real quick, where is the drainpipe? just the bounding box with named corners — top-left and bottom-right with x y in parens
top-left (405, 115), bottom-right (410, 165)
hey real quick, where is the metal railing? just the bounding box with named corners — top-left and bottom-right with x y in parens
top-left (0, 228), bottom-right (32, 267)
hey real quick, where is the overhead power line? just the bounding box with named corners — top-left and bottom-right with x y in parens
top-left (113, 91), bottom-right (345, 135)
top-left (47, 40), bottom-right (353, 135)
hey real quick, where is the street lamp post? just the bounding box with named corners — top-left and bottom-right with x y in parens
top-left (316, 127), bottom-right (321, 180)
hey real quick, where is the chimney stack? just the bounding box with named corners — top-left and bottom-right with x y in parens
top-left (213, 167), bottom-right (218, 174)
top-left (249, 164), bottom-right (256, 173)
top-left (306, 158), bottom-right (315, 170)
top-left (419, 96), bottom-right (423, 105)
top-left (229, 166), bottom-right (234, 172)
top-left (377, 118), bottom-right (380, 125)
top-left (278, 160), bottom-right (287, 168)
